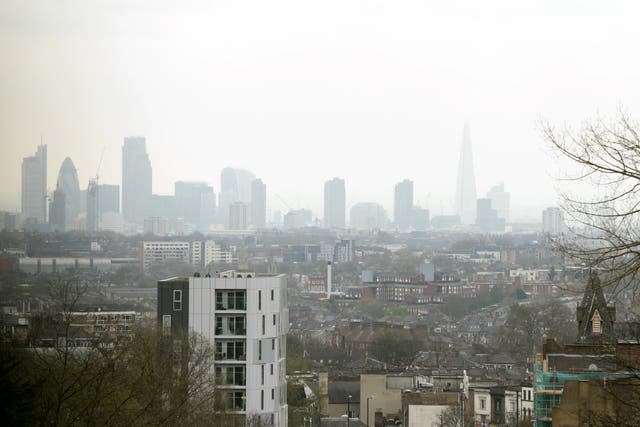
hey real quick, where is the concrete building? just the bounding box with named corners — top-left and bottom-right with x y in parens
top-left (219, 168), bottom-right (256, 225)
top-left (21, 144), bottom-right (47, 224)
top-left (487, 182), bottom-right (510, 223)
top-left (542, 207), bottom-right (564, 235)
top-left (203, 240), bottom-right (236, 266)
top-left (410, 206), bottom-right (430, 231)
top-left (157, 272), bottom-right (289, 426)
top-left (349, 202), bottom-right (387, 230)
top-left (87, 183), bottom-right (120, 232)
top-left (324, 177), bottom-right (346, 229)
top-left (122, 136), bottom-right (152, 224)
top-left (140, 241), bottom-right (202, 272)
top-left (454, 123), bottom-right (477, 225)
top-left (476, 198), bottom-right (505, 232)
top-left (394, 179), bottom-right (413, 230)
top-left (174, 181), bottom-right (215, 232)
top-left (283, 209), bottom-right (312, 229)
top-left (229, 202), bottom-right (248, 230)
top-left (251, 179), bottom-right (267, 228)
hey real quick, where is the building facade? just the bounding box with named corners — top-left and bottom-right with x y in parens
top-left (21, 144), bottom-right (47, 224)
top-left (542, 207), bottom-right (564, 235)
top-left (55, 157), bottom-right (81, 229)
top-left (324, 177), bottom-right (346, 229)
top-left (122, 136), bottom-right (152, 224)
top-left (394, 179), bottom-right (413, 230)
top-left (251, 179), bottom-right (267, 228)
top-left (157, 272), bottom-right (289, 426)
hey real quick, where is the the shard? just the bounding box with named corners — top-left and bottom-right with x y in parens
top-left (454, 123), bottom-right (477, 224)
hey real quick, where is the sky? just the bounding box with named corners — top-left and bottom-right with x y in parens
top-left (2, 0), bottom-right (640, 221)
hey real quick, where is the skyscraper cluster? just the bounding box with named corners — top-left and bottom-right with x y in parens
top-left (16, 123), bottom-right (524, 234)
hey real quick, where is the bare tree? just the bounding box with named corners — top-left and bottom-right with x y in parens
top-left (543, 111), bottom-right (640, 295)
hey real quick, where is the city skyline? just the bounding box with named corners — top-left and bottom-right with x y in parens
top-left (6, 2), bottom-right (640, 219)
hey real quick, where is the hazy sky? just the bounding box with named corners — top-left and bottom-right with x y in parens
top-left (2, 0), bottom-right (640, 220)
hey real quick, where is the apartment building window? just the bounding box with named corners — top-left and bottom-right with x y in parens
top-left (270, 364), bottom-right (274, 375)
top-left (272, 338), bottom-right (275, 350)
top-left (173, 290), bottom-right (182, 311)
top-left (258, 290), bottom-right (262, 310)
top-left (262, 315), bottom-right (266, 335)
top-left (162, 315), bottom-right (171, 336)
top-left (272, 388), bottom-right (275, 400)
top-left (273, 314), bottom-right (276, 325)
top-left (258, 340), bottom-right (262, 360)
top-left (261, 364), bottom-right (265, 385)
top-left (261, 390), bottom-right (264, 410)
top-left (271, 289), bottom-right (274, 301)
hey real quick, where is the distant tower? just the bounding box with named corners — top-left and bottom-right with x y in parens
top-left (487, 182), bottom-right (510, 223)
top-left (122, 137), bottom-right (152, 224)
top-left (394, 179), bottom-right (413, 230)
top-left (454, 123), bottom-right (477, 225)
top-left (21, 145), bottom-right (47, 223)
top-left (219, 167), bottom-right (256, 225)
top-left (324, 177), bottom-right (346, 229)
top-left (251, 178), bottom-right (267, 228)
top-left (56, 157), bottom-right (81, 229)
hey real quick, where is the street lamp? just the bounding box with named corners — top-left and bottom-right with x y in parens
top-left (347, 395), bottom-right (352, 427)
top-left (366, 395), bottom-right (375, 427)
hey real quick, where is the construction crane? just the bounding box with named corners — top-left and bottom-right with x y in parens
top-left (89, 147), bottom-right (106, 231)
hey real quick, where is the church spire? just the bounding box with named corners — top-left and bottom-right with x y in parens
top-left (576, 272), bottom-right (616, 344)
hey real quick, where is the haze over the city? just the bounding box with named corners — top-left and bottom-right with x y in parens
top-left (2, 0), bottom-right (640, 219)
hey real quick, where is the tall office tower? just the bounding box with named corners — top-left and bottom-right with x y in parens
top-left (251, 179), bottom-right (267, 228)
top-left (49, 189), bottom-right (66, 231)
top-left (229, 202), bottom-right (248, 230)
top-left (122, 136), bottom-right (152, 224)
top-left (158, 272), bottom-right (289, 425)
top-left (323, 177), bottom-right (346, 229)
top-left (55, 157), bottom-right (81, 229)
top-left (21, 145), bottom-right (47, 223)
top-left (542, 207), bottom-right (565, 235)
top-left (487, 182), bottom-right (510, 223)
top-left (394, 179), bottom-right (413, 230)
top-left (454, 123), bottom-right (477, 225)
top-left (219, 168), bottom-right (256, 225)
top-left (350, 202), bottom-right (388, 230)
top-left (175, 181), bottom-right (215, 231)
top-left (87, 183), bottom-right (120, 232)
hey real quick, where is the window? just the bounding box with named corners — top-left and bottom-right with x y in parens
top-left (273, 314), bottom-right (276, 325)
top-left (262, 315), bottom-right (265, 335)
top-left (258, 340), bottom-right (262, 360)
top-left (261, 390), bottom-right (264, 410)
top-left (271, 364), bottom-right (274, 375)
top-left (272, 388), bottom-right (275, 400)
top-left (272, 338), bottom-right (275, 350)
top-left (162, 315), bottom-right (171, 336)
top-left (480, 398), bottom-right (486, 410)
top-left (173, 290), bottom-right (182, 311)
top-left (258, 290), bottom-right (262, 310)
top-left (271, 289), bottom-right (274, 301)
top-left (592, 310), bottom-right (602, 334)
top-left (261, 364), bottom-right (265, 385)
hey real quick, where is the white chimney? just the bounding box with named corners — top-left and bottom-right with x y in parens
top-left (327, 261), bottom-right (332, 299)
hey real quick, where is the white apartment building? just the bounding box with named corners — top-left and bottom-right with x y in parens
top-left (140, 241), bottom-right (202, 272)
top-left (158, 272), bottom-right (289, 426)
top-left (203, 240), bottom-right (235, 266)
